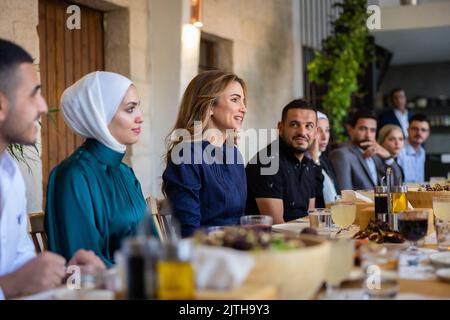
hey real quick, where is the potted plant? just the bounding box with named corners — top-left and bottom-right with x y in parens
top-left (307, 0), bottom-right (371, 142)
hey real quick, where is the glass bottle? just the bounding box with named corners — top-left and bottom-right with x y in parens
top-left (157, 239), bottom-right (195, 300)
top-left (374, 186), bottom-right (389, 221)
top-left (122, 236), bottom-right (159, 300)
top-left (392, 185), bottom-right (408, 214)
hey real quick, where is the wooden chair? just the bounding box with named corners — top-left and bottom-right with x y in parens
top-left (145, 197), bottom-right (176, 242)
top-left (146, 197), bottom-right (165, 241)
top-left (28, 212), bottom-right (48, 253)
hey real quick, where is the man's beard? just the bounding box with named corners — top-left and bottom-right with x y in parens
top-left (291, 146), bottom-right (307, 154)
top-left (281, 135), bottom-right (308, 154)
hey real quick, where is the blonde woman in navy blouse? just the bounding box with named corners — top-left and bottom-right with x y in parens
top-left (162, 70), bottom-right (248, 237)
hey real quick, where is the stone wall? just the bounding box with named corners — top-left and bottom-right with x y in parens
top-left (1, 0), bottom-right (302, 204)
top-left (202, 0), bottom-right (297, 150)
top-left (0, 0), bottom-right (154, 209)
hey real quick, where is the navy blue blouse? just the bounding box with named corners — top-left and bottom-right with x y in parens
top-left (162, 141), bottom-right (247, 237)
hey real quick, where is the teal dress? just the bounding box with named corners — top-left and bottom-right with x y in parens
top-left (45, 139), bottom-right (152, 267)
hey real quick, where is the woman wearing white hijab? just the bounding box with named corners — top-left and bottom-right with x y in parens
top-left (308, 111), bottom-right (339, 207)
top-left (45, 71), bottom-right (155, 267)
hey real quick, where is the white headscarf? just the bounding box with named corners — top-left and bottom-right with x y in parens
top-left (60, 71), bottom-right (133, 153)
top-left (317, 111), bottom-right (328, 120)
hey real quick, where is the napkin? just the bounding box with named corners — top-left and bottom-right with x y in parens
top-left (341, 190), bottom-right (374, 203)
top-left (193, 245), bottom-right (255, 290)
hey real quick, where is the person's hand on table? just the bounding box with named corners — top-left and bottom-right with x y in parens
top-left (0, 252), bottom-right (66, 299)
top-left (68, 249), bottom-right (106, 275)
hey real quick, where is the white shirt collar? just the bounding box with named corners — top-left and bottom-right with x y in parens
top-left (0, 151), bottom-right (17, 179)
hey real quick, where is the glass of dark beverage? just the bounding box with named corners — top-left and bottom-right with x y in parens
top-left (240, 215), bottom-right (273, 232)
top-left (398, 210), bottom-right (429, 255)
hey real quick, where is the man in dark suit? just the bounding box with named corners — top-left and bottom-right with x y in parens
top-left (330, 109), bottom-right (393, 191)
top-left (378, 88), bottom-right (413, 137)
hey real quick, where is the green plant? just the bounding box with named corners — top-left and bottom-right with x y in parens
top-left (307, 0), bottom-right (371, 141)
top-left (7, 143), bottom-right (40, 171)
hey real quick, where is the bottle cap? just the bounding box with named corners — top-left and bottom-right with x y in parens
top-left (159, 239), bottom-right (193, 261)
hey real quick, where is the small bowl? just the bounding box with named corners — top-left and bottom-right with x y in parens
top-left (429, 252), bottom-right (450, 269)
top-left (436, 268), bottom-right (450, 283)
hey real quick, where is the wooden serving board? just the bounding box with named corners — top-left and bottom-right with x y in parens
top-left (407, 191), bottom-right (450, 209)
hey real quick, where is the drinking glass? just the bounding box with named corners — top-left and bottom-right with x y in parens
top-left (433, 196), bottom-right (450, 221)
top-left (240, 215), bottom-right (273, 232)
top-left (361, 243), bottom-right (400, 299)
top-left (398, 210), bottom-right (429, 255)
top-left (330, 201), bottom-right (356, 233)
top-left (308, 208), bottom-right (332, 231)
top-left (391, 185), bottom-right (408, 214)
top-left (435, 218), bottom-right (450, 251)
top-left (324, 238), bottom-right (355, 299)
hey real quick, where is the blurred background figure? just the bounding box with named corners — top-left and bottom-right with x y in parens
top-left (307, 111), bottom-right (339, 208)
top-left (397, 114), bottom-right (431, 183)
top-left (377, 124), bottom-right (405, 185)
top-left (330, 109), bottom-right (392, 191)
top-left (378, 88), bottom-right (413, 138)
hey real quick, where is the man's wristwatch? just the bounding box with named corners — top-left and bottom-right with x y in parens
top-left (313, 159), bottom-right (321, 166)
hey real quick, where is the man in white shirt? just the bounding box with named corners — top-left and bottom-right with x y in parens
top-left (397, 114), bottom-right (430, 183)
top-left (0, 39), bottom-right (105, 299)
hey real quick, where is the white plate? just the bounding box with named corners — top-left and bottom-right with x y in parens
top-left (346, 268), bottom-right (364, 282)
top-left (272, 223), bottom-right (308, 236)
top-left (429, 252), bottom-right (450, 269)
top-left (436, 268), bottom-right (450, 283)
top-left (19, 288), bottom-right (115, 300)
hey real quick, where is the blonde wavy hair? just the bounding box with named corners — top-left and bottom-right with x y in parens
top-left (164, 70), bottom-right (247, 163)
top-left (377, 124), bottom-right (404, 145)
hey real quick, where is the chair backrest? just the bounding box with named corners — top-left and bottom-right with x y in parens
top-left (145, 197), bottom-right (176, 242)
top-left (28, 212), bottom-right (48, 253)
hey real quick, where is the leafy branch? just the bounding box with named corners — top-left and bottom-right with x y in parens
top-left (308, 0), bottom-right (372, 141)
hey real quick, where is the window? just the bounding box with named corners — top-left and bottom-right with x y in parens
top-left (303, 46), bottom-right (327, 108)
top-left (199, 32), bottom-right (233, 73)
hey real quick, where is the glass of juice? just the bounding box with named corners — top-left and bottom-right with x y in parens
top-left (433, 196), bottom-right (450, 222)
top-left (330, 201), bottom-right (356, 233)
top-left (323, 238), bottom-right (355, 299)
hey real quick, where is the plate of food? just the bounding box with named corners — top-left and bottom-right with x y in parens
top-left (353, 219), bottom-right (407, 266)
top-left (353, 219), bottom-right (405, 244)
